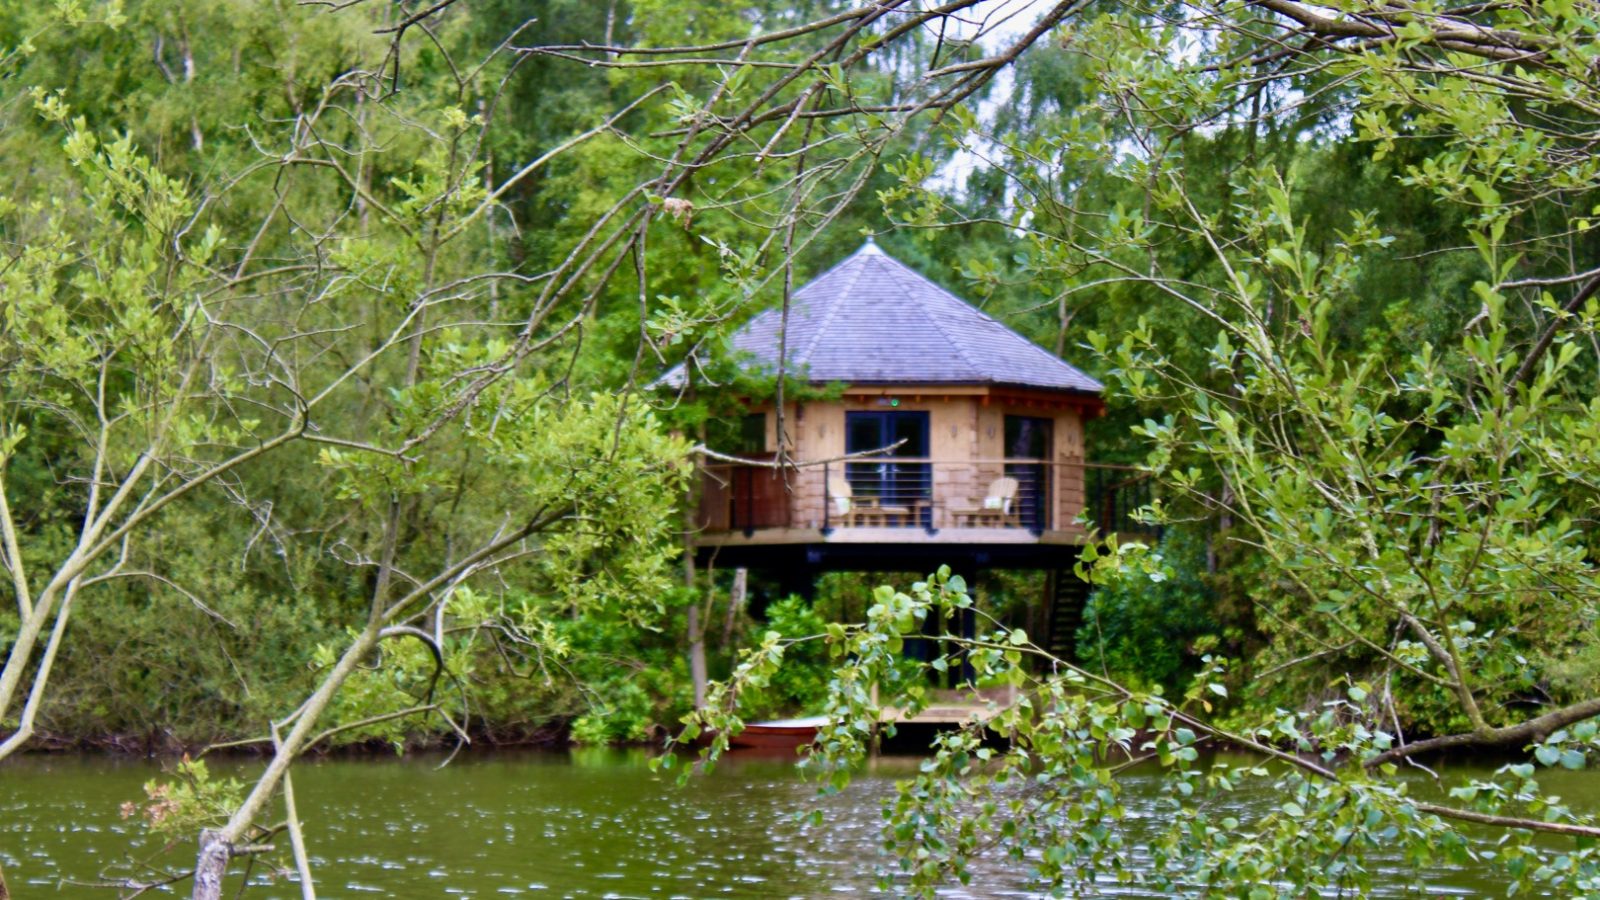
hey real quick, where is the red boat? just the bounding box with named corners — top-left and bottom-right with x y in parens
top-left (726, 716), bottom-right (828, 751)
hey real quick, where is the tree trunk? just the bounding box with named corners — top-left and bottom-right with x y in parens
top-left (1, 858), bottom-right (11, 900)
top-left (192, 830), bottom-right (231, 900)
top-left (687, 601), bottom-right (708, 709)
top-left (722, 567), bottom-right (747, 646)
top-left (685, 401), bottom-right (708, 709)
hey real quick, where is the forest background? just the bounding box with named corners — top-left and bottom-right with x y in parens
top-left (5, 0), bottom-right (1600, 895)
top-left (0, 0), bottom-right (1219, 754)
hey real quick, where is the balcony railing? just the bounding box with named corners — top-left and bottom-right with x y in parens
top-left (1084, 465), bottom-right (1155, 536)
top-left (696, 458), bottom-right (1156, 537)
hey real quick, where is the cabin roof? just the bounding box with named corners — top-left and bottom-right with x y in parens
top-left (658, 240), bottom-right (1103, 395)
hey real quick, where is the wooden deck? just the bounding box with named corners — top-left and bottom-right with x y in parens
top-left (692, 524), bottom-right (1091, 572)
top-left (697, 525), bottom-right (1088, 547)
top-left (881, 703), bottom-right (1004, 726)
top-left (877, 686), bottom-right (1018, 727)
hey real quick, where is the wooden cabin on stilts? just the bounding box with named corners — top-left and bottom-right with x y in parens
top-left (658, 239), bottom-right (1152, 729)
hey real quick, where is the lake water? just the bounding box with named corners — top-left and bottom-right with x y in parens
top-left (1, 748), bottom-right (1593, 897)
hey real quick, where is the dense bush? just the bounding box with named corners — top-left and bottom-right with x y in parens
top-left (1075, 528), bottom-right (1218, 694)
top-left (735, 595), bottom-right (834, 720)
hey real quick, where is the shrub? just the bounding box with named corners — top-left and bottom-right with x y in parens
top-left (1075, 528), bottom-right (1217, 693)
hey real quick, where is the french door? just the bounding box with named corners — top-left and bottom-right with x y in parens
top-left (844, 411), bottom-right (930, 521)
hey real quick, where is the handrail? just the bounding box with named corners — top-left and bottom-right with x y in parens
top-left (700, 457), bottom-right (1141, 469)
top-left (699, 457), bottom-right (1158, 537)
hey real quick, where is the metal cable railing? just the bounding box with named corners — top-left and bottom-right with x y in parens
top-left (697, 459), bottom-right (1156, 537)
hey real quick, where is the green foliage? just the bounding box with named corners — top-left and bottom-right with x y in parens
top-left (0, 0), bottom-right (706, 759)
top-left (555, 608), bottom-right (692, 745)
top-left (15, 0), bottom-right (1600, 894)
top-left (303, 391), bottom-right (691, 748)
top-left (1077, 528), bottom-right (1218, 693)
top-left (690, 568), bottom-right (1600, 897)
top-left (1093, 175), bottom-right (1600, 734)
top-left (122, 758), bottom-right (245, 839)
top-left (735, 596), bottom-right (832, 719)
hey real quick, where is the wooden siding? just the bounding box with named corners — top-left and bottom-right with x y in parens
top-left (709, 387), bottom-right (1088, 535)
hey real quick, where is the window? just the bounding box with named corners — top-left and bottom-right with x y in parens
top-left (1004, 415), bottom-right (1051, 460)
top-left (737, 412), bottom-right (766, 454)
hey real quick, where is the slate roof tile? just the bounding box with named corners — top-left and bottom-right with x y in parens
top-left (659, 240), bottom-right (1103, 394)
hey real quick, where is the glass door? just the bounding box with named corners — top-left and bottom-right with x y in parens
top-left (1004, 415), bottom-right (1052, 531)
top-left (844, 411), bottom-right (930, 525)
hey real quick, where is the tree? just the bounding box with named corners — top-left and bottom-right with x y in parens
top-left (0, 5), bottom-right (691, 894)
top-left (685, 0), bottom-right (1600, 896)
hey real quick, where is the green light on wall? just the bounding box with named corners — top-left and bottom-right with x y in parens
top-left (889, 398), bottom-right (900, 407)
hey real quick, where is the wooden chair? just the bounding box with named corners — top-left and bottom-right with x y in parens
top-left (949, 477), bottom-right (1021, 527)
top-left (828, 476), bottom-right (909, 526)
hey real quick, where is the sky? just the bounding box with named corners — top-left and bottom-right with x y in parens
top-left (919, 0), bottom-right (1048, 195)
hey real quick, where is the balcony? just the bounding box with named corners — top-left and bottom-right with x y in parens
top-left (692, 458), bottom-right (1155, 570)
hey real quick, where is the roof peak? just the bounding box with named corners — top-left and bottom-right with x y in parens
top-left (855, 235), bottom-right (883, 256)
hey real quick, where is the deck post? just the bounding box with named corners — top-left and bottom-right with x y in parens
top-left (742, 466), bottom-right (755, 537)
top-left (958, 601), bottom-right (977, 685)
top-left (820, 461), bottom-right (833, 536)
top-left (1030, 461), bottom-right (1047, 536)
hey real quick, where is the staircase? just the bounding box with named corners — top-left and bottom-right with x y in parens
top-left (1043, 569), bottom-right (1089, 662)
